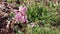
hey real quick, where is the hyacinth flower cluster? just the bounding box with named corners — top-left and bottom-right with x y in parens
top-left (14, 6), bottom-right (27, 23)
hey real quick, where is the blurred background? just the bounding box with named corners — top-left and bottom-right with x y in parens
top-left (0, 0), bottom-right (60, 34)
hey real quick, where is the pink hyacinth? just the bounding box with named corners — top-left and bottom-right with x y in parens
top-left (14, 6), bottom-right (27, 23)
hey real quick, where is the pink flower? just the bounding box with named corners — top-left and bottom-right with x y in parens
top-left (21, 16), bottom-right (27, 23)
top-left (14, 11), bottom-right (22, 22)
top-left (14, 6), bottom-right (27, 23)
top-left (19, 6), bottom-right (27, 15)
